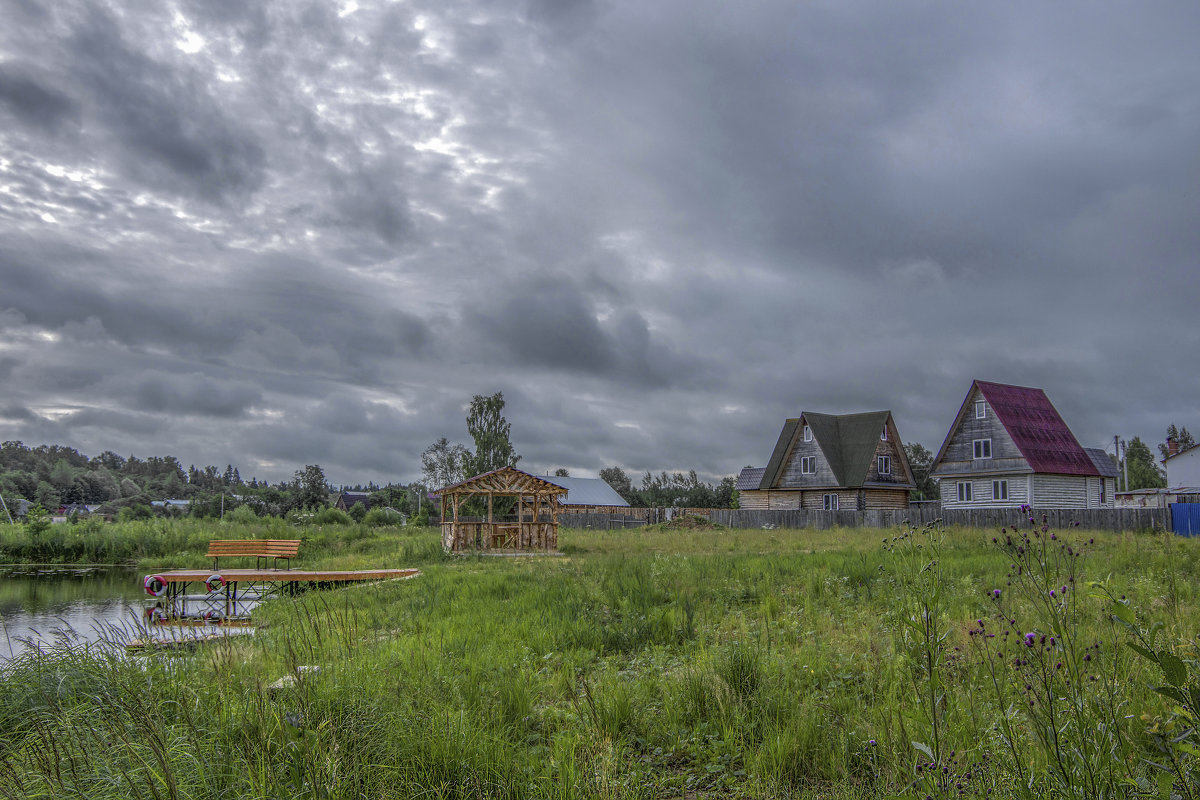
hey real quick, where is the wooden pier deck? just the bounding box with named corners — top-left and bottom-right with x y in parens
top-left (153, 568), bottom-right (420, 584)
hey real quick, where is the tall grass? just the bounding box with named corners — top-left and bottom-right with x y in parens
top-left (0, 523), bottom-right (1197, 797)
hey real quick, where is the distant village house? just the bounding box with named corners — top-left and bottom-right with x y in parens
top-left (738, 410), bottom-right (915, 510)
top-left (931, 380), bottom-right (1116, 509)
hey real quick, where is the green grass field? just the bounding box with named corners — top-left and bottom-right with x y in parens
top-left (0, 520), bottom-right (1197, 798)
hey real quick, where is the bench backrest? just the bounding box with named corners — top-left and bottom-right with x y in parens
top-left (206, 539), bottom-right (301, 558)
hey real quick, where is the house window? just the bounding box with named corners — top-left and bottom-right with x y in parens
top-left (993, 480), bottom-right (1008, 501)
top-left (803, 424), bottom-right (812, 442)
top-left (800, 457), bottom-right (815, 474)
top-left (878, 456), bottom-right (892, 475)
top-left (1100, 480), bottom-right (1106, 504)
top-left (975, 400), bottom-right (986, 419)
top-left (881, 428), bottom-right (888, 441)
top-left (823, 493), bottom-right (839, 511)
top-left (973, 438), bottom-right (992, 459)
top-left (957, 482), bottom-right (973, 502)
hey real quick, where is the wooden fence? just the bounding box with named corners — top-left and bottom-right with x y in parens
top-left (560, 505), bottom-right (1171, 533)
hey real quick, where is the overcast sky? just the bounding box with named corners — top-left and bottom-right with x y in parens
top-left (1, 0), bottom-right (1197, 487)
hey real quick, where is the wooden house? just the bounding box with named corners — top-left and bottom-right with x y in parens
top-left (738, 410), bottom-right (915, 510)
top-left (930, 380), bottom-right (1115, 509)
top-left (335, 491), bottom-right (372, 512)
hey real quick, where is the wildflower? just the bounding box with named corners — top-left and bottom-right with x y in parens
top-left (1024, 633), bottom-right (1036, 647)
top-left (1049, 589), bottom-right (1056, 597)
top-left (869, 739), bottom-right (877, 746)
top-left (992, 589), bottom-right (1001, 598)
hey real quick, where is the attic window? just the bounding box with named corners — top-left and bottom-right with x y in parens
top-left (878, 456), bottom-right (892, 475)
top-left (975, 400), bottom-right (986, 419)
top-left (800, 457), bottom-right (815, 474)
top-left (881, 428), bottom-right (887, 441)
top-left (803, 424), bottom-right (812, 442)
top-left (973, 438), bottom-right (992, 459)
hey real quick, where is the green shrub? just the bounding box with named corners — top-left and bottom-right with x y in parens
top-left (223, 504), bottom-right (259, 524)
top-left (312, 507), bottom-right (351, 525)
top-left (363, 507), bottom-right (404, 527)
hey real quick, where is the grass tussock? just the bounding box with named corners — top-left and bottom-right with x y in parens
top-left (0, 520), bottom-right (1197, 798)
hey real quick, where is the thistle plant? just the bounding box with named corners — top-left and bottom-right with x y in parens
top-left (968, 509), bottom-right (1133, 799)
top-left (885, 522), bottom-right (990, 798)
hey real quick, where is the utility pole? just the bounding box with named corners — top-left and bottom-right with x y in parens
top-left (1114, 435), bottom-right (1122, 491)
top-left (0, 493), bottom-right (12, 525)
top-left (1121, 439), bottom-right (1129, 492)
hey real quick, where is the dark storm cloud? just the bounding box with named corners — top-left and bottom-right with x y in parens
top-left (0, 63), bottom-right (80, 132)
top-left (1, 0), bottom-right (1197, 486)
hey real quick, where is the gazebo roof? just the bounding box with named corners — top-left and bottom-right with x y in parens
top-left (438, 466), bottom-right (568, 496)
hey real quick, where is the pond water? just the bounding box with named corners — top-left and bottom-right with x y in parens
top-left (0, 566), bottom-right (149, 661)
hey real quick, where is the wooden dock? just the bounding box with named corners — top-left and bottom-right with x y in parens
top-left (151, 568), bottom-right (420, 584)
top-left (143, 567), bottom-right (420, 623)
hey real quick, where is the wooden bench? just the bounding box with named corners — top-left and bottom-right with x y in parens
top-left (206, 539), bottom-right (300, 571)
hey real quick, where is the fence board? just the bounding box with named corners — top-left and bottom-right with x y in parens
top-left (560, 506), bottom-right (1170, 533)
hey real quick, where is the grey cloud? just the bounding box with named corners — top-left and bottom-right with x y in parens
top-left (0, 63), bottom-right (80, 132)
top-left (63, 8), bottom-right (265, 203)
top-left (130, 372), bottom-right (261, 418)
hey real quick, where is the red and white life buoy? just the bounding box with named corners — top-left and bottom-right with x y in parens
top-left (144, 606), bottom-right (164, 623)
top-left (144, 575), bottom-right (168, 597)
top-left (205, 573), bottom-right (225, 593)
top-left (203, 610), bottom-right (222, 623)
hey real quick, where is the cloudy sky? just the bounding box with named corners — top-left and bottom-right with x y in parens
top-left (1, 0), bottom-right (1197, 487)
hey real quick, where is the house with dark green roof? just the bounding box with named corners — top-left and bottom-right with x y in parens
top-left (739, 410), bottom-right (916, 511)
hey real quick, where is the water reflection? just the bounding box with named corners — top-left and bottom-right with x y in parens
top-left (0, 566), bottom-right (147, 661)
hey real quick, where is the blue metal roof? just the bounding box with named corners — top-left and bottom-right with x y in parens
top-left (538, 475), bottom-right (629, 507)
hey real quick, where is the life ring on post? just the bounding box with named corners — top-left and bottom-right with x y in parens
top-left (205, 573), bottom-right (226, 593)
top-left (144, 575), bottom-right (168, 597)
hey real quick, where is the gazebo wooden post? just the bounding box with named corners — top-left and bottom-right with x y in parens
top-left (487, 491), bottom-right (494, 549)
top-left (551, 492), bottom-right (559, 550)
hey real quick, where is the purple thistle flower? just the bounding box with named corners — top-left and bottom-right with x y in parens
top-left (1025, 633), bottom-right (1036, 647)
top-left (992, 589), bottom-right (1001, 598)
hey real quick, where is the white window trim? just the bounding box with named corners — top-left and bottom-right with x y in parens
top-left (803, 424), bottom-right (812, 442)
top-left (957, 481), bottom-right (972, 502)
top-left (800, 456), bottom-right (815, 474)
top-left (973, 438), bottom-right (992, 460)
top-left (975, 400), bottom-right (986, 419)
top-left (881, 428), bottom-right (888, 441)
top-left (878, 455), bottom-right (891, 475)
top-left (993, 479), bottom-right (1008, 501)
top-left (823, 493), bottom-right (839, 511)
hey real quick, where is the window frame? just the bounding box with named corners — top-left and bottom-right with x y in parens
top-left (972, 438), bottom-right (992, 460)
top-left (803, 424), bottom-right (812, 442)
top-left (877, 455), bottom-right (892, 475)
top-left (993, 479), bottom-right (1008, 501)
top-left (800, 456), bottom-right (815, 474)
top-left (823, 493), bottom-right (839, 511)
top-left (957, 481), bottom-right (973, 502)
top-left (881, 428), bottom-right (888, 441)
top-left (975, 400), bottom-right (986, 419)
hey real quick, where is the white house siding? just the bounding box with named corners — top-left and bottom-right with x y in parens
top-left (938, 473), bottom-right (1029, 509)
top-left (1031, 475), bottom-right (1089, 508)
top-left (1085, 477), bottom-right (1115, 508)
top-left (1165, 447), bottom-right (1200, 487)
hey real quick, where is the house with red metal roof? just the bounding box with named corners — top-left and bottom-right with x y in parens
top-left (931, 380), bottom-right (1116, 509)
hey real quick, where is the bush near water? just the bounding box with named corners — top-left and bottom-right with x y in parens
top-left (0, 520), bottom-right (1198, 798)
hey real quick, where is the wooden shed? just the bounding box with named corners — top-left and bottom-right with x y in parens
top-left (438, 467), bottom-right (567, 553)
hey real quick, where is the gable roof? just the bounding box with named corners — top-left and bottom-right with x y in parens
top-left (760, 410), bottom-right (909, 489)
top-left (539, 475), bottom-right (629, 507)
top-left (736, 466), bottom-right (766, 491)
top-left (439, 466), bottom-right (568, 496)
top-left (936, 380), bottom-right (1099, 476)
top-left (1084, 448), bottom-right (1119, 479)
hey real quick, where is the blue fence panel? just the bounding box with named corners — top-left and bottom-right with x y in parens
top-left (1171, 503), bottom-right (1200, 536)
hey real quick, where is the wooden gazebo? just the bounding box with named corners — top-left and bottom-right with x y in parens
top-left (438, 467), bottom-right (567, 553)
